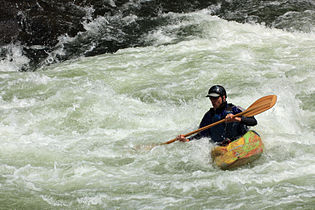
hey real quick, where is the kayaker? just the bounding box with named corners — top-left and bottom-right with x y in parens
top-left (176, 85), bottom-right (257, 145)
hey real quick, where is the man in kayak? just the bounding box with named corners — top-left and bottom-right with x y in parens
top-left (176, 85), bottom-right (257, 145)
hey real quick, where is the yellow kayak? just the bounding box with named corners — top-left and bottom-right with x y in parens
top-left (211, 130), bottom-right (264, 170)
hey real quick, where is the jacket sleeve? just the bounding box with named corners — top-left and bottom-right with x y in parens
top-left (233, 105), bottom-right (257, 126)
top-left (241, 116), bottom-right (257, 126)
top-left (187, 111), bottom-right (211, 141)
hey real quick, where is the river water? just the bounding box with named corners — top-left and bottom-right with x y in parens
top-left (0, 11), bottom-right (315, 209)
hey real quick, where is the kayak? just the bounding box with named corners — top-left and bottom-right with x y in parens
top-left (211, 130), bottom-right (264, 170)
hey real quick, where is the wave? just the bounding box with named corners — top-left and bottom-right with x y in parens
top-left (0, 0), bottom-right (314, 71)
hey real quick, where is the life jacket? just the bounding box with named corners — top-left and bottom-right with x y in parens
top-left (197, 102), bottom-right (249, 144)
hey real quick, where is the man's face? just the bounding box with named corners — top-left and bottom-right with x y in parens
top-left (210, 96), bottom-right (224, 109)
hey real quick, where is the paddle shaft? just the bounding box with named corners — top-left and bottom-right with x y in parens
top-left (161, 95), bottom-right (277, 145)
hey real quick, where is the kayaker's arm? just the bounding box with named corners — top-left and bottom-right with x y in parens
top-left (187, 133), bottom-right (202, 141)
top-left (176, 111), bottom-right (212, 142)
top-left (176, 128), bottom-right (206, 142)
top-left (179, 115), bottom-right (257, 143)
top-left (240, 116), bottom-right (257, 126)
top-left (226, 111), bottom-right (257, 126)
top-left (231, 105), bottom-right (257, 126)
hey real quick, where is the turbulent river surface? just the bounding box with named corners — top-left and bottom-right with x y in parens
top-left (1, 6), bottom-right (315, 210)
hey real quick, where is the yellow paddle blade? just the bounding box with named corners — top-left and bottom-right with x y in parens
top-left (238, 95), bottom-right (277, 117)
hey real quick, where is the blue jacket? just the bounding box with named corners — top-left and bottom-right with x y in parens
top-left (189, 102), bottom-right (257, 144)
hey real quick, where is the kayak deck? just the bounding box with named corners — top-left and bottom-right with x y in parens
top-left (211, 130), bottom-right (264, 170)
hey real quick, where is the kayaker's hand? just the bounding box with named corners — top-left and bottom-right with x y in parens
top-left (225, 114), bottom-right (241, 123)
top-left (176, 134), bottom-right (189, 142)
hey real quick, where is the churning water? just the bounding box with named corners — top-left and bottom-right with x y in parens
top-left (0, 11), bottom-right (314, 209)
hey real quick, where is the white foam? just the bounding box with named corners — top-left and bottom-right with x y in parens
top-left (0, 44), bottom-right (30, 72)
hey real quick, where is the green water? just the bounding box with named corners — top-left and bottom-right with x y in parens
top-left (0, 14), bottom-right (314, 209)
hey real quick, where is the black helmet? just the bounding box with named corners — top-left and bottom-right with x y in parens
top-left (206, 85), bottom-right (227, 98)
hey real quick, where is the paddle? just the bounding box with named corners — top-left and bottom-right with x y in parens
top-left (160, 95), bottom-right (277, 145)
